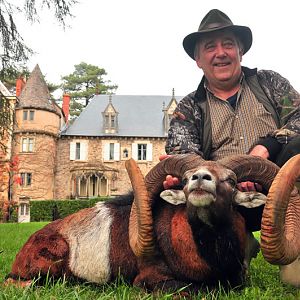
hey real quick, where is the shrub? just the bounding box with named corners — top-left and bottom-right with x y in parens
top-left (30, 198), bottom-right (108, 222)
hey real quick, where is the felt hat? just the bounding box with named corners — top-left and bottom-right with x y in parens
top-left (183, 9), bottom-right (252, 60)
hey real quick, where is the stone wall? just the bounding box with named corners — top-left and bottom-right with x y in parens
top-left (55, 136), bottom-right (167, 199)
top-left (12, 133), bottom-right (57, 201)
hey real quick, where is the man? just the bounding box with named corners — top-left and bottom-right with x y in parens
top-left (164, 9), bottom-right (300, 192)
top-left (161, 9), bottom-right (300, 274)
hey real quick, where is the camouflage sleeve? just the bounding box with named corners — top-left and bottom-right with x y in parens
top-left (258, 70), bottom-right (300, 138)
top-left (165, 93), bottom-right (204, 156)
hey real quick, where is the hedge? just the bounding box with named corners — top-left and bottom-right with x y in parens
top-left (30, 198), bottom-right (108, 222)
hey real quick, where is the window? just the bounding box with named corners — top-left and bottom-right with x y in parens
top-left (109, 143), bottom-right (114, 160)
top-left (110, 115), bottom-right (115, 128)
top-left (138, 144), bottom-right (147, 161)
top-left (132, 143), bottom-right (153, 162)
top-left (75, 142), bottom-right (81, 160)
top-left (23, 111), bottom-right (28, 120)
top-left (70, 141), bottom-right (88, 161)
top-left (20, 173), bottom-right (32, 186)
top-left (23, 110), bottom-right (35, 121)
top-left (29, 110), bottom-right (35, 120)
top-left (22, 138), bottom-right (34, 152)
top-left (105, 115), bottom-right (109, 126)
top-left (103, 111), bottom-right (118, 133)
top-left (103, 142), bottom-right (120, 161)
top-left (20, 203), bottom-right (30, 216)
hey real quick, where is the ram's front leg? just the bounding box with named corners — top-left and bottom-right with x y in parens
top-left (134, 256), bottom-right (198, 294)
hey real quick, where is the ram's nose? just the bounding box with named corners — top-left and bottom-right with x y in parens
top-left (188, 169), bottom-right (217, 193)
top-left (190, 170), bottom-right (214, 183)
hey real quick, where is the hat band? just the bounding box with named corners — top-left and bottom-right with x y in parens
top-left (201, 22), bottom-right (232, 30)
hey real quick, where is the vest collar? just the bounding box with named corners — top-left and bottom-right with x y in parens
top-left (194, 66), bottom-right (258, 102)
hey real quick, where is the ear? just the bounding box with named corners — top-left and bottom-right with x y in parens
top-left (196, 58), bottom-right (202, 69)
top-left (160, 190), bottom-right (186, 205)
top-left (234, 191), bottom-right (266, 208)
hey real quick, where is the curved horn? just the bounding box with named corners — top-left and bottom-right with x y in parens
top-left (219, 155), bottom-right (280, 231)
top-left (260, 154), bottom-right (300, 264)
top-left (219, 155), bottom-right (279, 190)
top-left (144, 154), bottom-right (205, 199)
top-left (125, 153), bottom-right (204, 257)
top-left (125, 158), bottom-right (154, 257)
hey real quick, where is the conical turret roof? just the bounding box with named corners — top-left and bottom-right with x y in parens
top-left (18, 64), bottom-right (56, 112)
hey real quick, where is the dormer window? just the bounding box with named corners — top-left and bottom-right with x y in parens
top-left (111, 115), bottom-right (115, 128)
top-left (104, 114), bottom-right (117, 130)
top-left (102, 95), bottom-right (118, 134)
top-left (105, 115), bottom-right (109, 126)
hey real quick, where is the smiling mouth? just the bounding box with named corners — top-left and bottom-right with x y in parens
top-left (214, 63), bottom-right (230, 67)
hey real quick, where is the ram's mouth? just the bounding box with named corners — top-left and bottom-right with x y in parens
top-left (188, 188), bottom-right (216, 207)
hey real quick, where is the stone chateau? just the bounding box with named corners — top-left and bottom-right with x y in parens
top-left (0, 65), bottom-right (179, 222)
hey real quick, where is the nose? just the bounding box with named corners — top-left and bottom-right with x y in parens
top-left (215, 44), bottom-right (226, 57)
top-left (191, 171), bottom-right (213, 182)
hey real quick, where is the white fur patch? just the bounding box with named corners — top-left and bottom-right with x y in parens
top-left (160, 190), bottom-right (186, 205)
top-left (59, 203), bottom-right (112, 283)
top-left (234, 191), bottom-right (266, 208)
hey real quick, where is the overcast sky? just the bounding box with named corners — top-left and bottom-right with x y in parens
top-left (17, 0), bottom-right (300, 99)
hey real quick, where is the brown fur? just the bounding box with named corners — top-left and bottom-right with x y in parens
top-left (107, 202), bottom-right (138, 282)
top-left (10, 220), bottom-right (71, 280)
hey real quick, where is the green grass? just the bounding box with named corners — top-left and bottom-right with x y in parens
top-left (0, 224), bottom-right (299, 299)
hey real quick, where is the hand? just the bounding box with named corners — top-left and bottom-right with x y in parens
top-left (237, 181), bottom-right (262, 192)
top-left (240, 146), bottom-right (268, 192)
top-left (159, 154), bottom-right (180, 189)
top-left (159, 154), bottom-right (171, 161)
top-left (249, 145), bottom-right (269, 159)
top-left (163, 175), bottom-right (180, 190)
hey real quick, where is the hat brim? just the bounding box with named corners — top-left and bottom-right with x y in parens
top-left (183, 25), bottom-right (252, 60)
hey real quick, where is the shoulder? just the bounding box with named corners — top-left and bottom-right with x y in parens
top-left (257, 69), bottom-right (291, 86)
top-left (256, 69), bottom-right (299, 98)
top-left (176, 91), bottom-right (197, 110)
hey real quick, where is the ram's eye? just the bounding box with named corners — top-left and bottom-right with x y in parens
top-left (226, 178), bottom-right (236, 187)
top-left (181, 178), bottom-right (188, 186)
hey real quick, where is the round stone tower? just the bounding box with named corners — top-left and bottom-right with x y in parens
top-left (12, 65), bottom-right (62, 218)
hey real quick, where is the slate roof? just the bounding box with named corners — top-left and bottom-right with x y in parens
top-left (17, 64), bottom-right (57, 113)
top-left (62, 94), bottom-right (181, 137)
top-left (0, 80), bottom-right (13, 97)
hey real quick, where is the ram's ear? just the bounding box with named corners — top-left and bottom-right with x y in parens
top-left (234, 191), bottom-right (267, 208)
top-left (235, 191), bottom-right (267, 232)
top-left (160, 190), bottom-right (186, 205)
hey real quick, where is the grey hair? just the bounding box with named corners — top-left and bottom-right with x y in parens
top-left (193, 35), bottom-right (244, 60)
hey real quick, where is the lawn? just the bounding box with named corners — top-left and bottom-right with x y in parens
top-left (0, 222), bottom-right (299, 299)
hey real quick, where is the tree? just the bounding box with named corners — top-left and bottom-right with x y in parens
top-left (61, 62), bottom-right (118, 117)
top-left (0, 0), bottom-right (76, 78)
top-left (0, 155), bottom-right (20, 222)
top-left (0, 94), bottom-right (14, 153)
top-left (1, 66), bottom-right (30, 92)
top-left (0, 0), bottom-right (76, 155)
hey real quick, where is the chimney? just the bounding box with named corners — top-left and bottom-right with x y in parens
top-left (62, 94), bottom-right (70, 123)
top-left (16, 77), bottom-right (26, 97)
